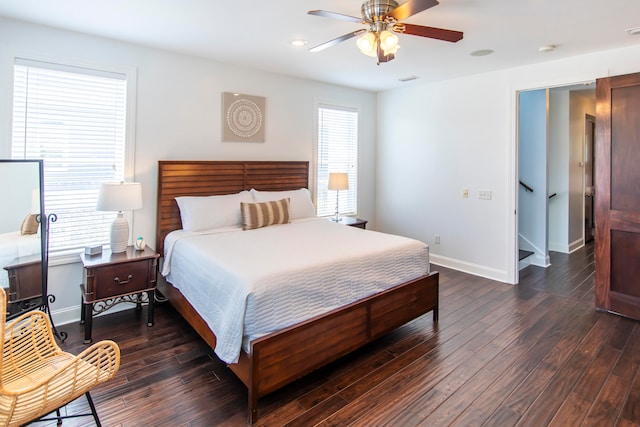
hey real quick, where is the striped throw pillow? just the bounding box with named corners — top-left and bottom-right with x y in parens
top-left (241, 198), bottom-right (290, 230)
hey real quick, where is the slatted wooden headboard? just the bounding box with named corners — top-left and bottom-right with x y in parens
top-left (156, 161), bottom-right (309, 254)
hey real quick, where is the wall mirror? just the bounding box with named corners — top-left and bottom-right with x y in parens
top-left (0, 159), bottom-right (48, 319)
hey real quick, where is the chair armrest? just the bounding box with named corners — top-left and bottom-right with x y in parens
top-left (2, 340), bottom-right (120, 395)
top-left (42, 340), bottom-right (120, 391)
top-left (74, 339), bottom-right (121, 379)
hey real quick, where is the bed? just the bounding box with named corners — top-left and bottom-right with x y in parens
top-left (156, 160), bottom-right (439, 423)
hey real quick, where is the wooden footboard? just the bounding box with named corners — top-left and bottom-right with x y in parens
top-left (158, 271), bottom-right (439, 423)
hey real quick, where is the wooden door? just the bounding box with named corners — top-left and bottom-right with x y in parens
top-left (595, 72), bottom-right (640, 319)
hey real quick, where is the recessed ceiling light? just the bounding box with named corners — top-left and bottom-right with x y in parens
top-left (626, 27), bottom-right (640, 36)
top-left (470, 49), bottom-right (494, 57)
top-left (291, 39), bottom-right (308, 47)
top-left (398, 75), bottom-right (419, 82)
top-left (538, 45), bottom-right (556, 52)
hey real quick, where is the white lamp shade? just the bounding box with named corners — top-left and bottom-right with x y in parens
top-left (96, 181), bottom-right (142, 253)
top-left (328, 172), bottom-right (349, 191)
top-left (97, 182), bottom-right (143, 212)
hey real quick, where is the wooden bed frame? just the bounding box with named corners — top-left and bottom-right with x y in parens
top-left (155, 160), bottom-right (439, 423)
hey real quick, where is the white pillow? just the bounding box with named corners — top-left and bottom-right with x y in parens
top-left (250, 188), bottom-right (317, 219)
top-left (176, 190), bottom-right (253, 231)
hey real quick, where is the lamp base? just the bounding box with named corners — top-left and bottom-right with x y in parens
top-left (333, 191), bottom-right (341, 222)
top-left (110, 213), bottom-right (129, 253)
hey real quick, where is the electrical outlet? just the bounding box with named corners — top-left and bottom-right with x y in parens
top-left (479, 189), bottom-right (492, 200)
top-left (435, 234), bottom-right (440, 244)
top-left (463, 189), bottom-right (469, 198)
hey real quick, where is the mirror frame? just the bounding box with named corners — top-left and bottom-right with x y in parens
top-left (0, 159), bottom-right (46, 318)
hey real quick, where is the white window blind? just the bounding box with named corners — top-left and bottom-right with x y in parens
top-left (316, 104), bottom-right (358, 217)
top-left (11, 59), bottom-right (128, 254)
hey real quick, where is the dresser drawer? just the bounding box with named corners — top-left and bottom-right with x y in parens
top-left (90, 260), bottom-right (151, 300)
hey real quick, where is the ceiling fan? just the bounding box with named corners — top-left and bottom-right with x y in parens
top-left (308, 0), bottom-right (463, 64)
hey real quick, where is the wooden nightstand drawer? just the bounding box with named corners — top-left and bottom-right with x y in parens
top-left (92, 261), bottom-right (150, 300)
top-left (80, 246), bottom-right (159, 343)
top-left (3, 255), bottom-right (42, 302)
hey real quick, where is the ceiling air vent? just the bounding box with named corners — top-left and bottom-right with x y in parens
top-left (398, 75), bottom-right (419, 82)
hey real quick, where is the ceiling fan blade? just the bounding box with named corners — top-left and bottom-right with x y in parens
top-left (309, 29), bottom-right (367, 52)
top-left (402, 23), bottom-right (463, 42)
top-left (307, 10), bottom-right (363, 23)
top-left (386, 0), bottom-right (439, 21)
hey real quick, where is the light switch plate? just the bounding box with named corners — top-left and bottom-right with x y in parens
top-left (479, 190), bottom-right (492, 200)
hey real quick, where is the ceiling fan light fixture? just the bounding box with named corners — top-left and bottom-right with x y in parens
top-left (379, 29), bottom-right (398, 51)
top-left (357, 31), bottom-right (378, 57)
top-left (384, 44), bottom-right (400, 56)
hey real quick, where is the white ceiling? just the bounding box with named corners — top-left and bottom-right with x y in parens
top-left (1, 0), bottom-right (639, 92)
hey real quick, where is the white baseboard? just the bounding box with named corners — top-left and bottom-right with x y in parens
top-left (568, 238), bottom-right (584, 253)
top-left (549, 238), bottom-right (584, 254)
top-left (530, 253), bottom-right (551, 268)
top-left (429, 253), bottom-right (510, 284)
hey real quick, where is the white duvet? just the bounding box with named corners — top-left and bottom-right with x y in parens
top-left (163, 218), bottom-right (429, 364)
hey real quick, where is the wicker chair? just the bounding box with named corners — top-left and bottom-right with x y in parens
top-left (0, 287), bottom-right (120, 426)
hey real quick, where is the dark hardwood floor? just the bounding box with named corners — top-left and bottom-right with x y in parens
top-left (38, 242), bottom-right (640, 426)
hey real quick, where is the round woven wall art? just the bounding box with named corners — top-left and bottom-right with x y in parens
top-left (226, 98), bottom-right (263, 138)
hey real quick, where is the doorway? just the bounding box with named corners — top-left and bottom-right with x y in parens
top-left (515, 84), bottom-right (595, 282)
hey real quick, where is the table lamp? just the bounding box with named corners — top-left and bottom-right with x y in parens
top-left (97, 181), bottom-right (143, 253)
top-left (328, 172), bottom-right (349, 222)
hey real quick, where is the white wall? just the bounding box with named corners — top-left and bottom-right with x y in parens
top-left (377, 44), bottom-right (640, 283)
top-left (0, 17), bottom-right (377, 323)
top-left (377, 72), bottom-right (510, 280)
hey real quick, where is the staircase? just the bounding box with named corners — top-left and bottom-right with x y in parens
top-left (519, 249), bottom-right (534, 261)
top-left (518, 249), bottom-right (535, 271)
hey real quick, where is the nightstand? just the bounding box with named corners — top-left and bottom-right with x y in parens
top-left (335, 217), bottom-right (368, 229)
top-left (3, 254), bottom-right (42, 303)
top-left (80, 246), bottom-right (159, 344)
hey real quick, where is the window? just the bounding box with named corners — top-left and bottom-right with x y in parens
top-left (316, 104), bottom-right (358, 217)
top-left (11, 58), bottom-right (131, 255)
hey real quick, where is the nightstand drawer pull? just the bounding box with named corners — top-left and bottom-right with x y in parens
top-left (114, 274), bottom-right (133, 285)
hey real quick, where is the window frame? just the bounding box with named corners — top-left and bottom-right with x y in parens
top-left (8, 54), bottom-right (138, 265)
top-left (314, 101), bottom-right (360, 218)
